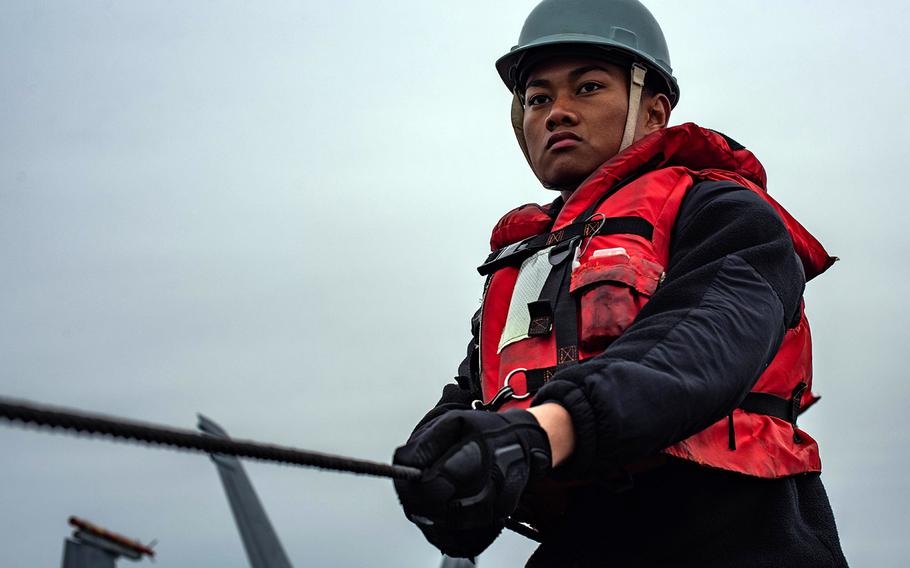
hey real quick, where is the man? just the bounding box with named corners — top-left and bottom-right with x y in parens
top-left (393, 1), bottom-right (848, 566)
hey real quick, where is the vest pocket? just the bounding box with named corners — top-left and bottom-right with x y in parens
top-left (570, 251), bottom-right (664, 352)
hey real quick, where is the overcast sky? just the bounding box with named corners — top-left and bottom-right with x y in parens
top-left (1, 1), bottom-right (908, 566)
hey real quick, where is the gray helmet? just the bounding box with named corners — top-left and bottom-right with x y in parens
top-left (495, 0), bottom-right (679, 107)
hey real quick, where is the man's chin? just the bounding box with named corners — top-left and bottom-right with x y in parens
top-left (540, 170), bottom-right (589, 192)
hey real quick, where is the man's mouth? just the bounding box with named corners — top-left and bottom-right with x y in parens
top-left (546, 131), bottom-right (582, 150)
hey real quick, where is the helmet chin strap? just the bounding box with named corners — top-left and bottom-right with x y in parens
top-left (619, 63), bottom-right (648, 152)
top-left (511, 62), bottom-right (648, 189)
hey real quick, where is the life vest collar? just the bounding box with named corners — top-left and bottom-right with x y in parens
top-left (538, 123), bottom-right (834, 281)
top-left (557, 123), bottom-right (767, 229)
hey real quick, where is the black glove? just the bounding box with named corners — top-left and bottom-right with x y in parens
top-left (393, 409), bottom-right (551, 558)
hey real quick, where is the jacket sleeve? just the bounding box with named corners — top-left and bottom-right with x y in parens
top-left (531, 182), bottom-right (806, 478)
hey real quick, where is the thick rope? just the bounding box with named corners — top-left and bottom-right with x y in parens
top-left (0, 395), bottom-right (543, 543)
top-left (0, 396), bottom-right (421, 481)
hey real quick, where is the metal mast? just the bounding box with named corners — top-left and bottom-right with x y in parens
top-left (198, 415), bottom-right (293, 568)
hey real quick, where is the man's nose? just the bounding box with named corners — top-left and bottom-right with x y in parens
top-left (546, 94), bottom-right (579, 131)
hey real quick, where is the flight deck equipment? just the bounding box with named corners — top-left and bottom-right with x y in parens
top-left (62, 516), bottom-right (154, 567)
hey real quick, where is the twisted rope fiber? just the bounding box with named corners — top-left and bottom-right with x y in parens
top-left (0, 396), bottom-right (420, 481)
top-left (0, 396), bottom-right (542, 542)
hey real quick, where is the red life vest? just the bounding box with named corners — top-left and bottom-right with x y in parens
top-left (476, 123), bottom-right (835, 479)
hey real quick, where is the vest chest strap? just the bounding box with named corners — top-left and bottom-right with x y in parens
top-left (478, 216), bottom-right (654, 276)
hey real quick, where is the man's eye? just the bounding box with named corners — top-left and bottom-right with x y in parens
top-left (578, 82), bottom-right (602, 94)
top-left (527, 94), bottom-right (550, 106)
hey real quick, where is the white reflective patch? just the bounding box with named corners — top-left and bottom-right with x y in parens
top-left (498, 247), bottom-right (554, 353)
top-left (591, 247), bottom-right (629, 259)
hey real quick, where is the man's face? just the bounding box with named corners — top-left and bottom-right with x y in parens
top-left (522, 57), bottom-right (630, 189)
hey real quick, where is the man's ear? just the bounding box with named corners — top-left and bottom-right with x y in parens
top-left (642, 92), bottom-right (671, 134)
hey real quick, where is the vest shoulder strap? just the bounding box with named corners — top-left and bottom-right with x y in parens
top-left (478, 217), bottom-right (653, 276)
